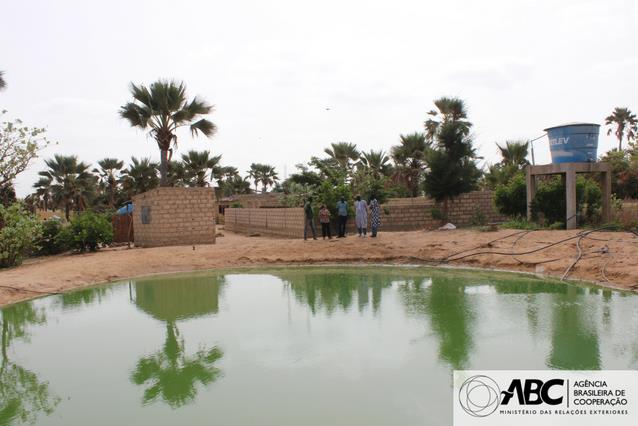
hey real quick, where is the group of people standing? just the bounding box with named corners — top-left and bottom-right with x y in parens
top-left (303, 195), bottom-right (381, 240)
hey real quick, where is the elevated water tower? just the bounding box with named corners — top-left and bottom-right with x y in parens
top-left (526, 123), bottom-right (611, 229)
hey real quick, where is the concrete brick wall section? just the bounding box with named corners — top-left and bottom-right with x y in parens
top-left (225, 191), bottom-right (506, 238)
top-left (224, 208), bottom-right (305, 238)
top-left (132, 187), bottom-right (216, 247)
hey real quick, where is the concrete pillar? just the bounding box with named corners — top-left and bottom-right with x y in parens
top-left (601, 170), bottom-right (612, 223)
top-left (526, 166), bottom-right (536, 221)
top-left (565, 166), bottom-right (577, 229)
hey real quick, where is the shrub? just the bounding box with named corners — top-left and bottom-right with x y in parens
top-left (0, 203), bottom-right (42, 268)
top-left (502, 218), bottom-right (539, 230)
top-left (530, 176), bottom-right (602, 227)
top-left (58, 211), bottom-right (113, 252)
top-left (430, 207), bottom-right (445, 221)
top-left (494, 172), bottom-right (527, 218)
top-left (470, 206), bottom-right (487, 226)
top-left (37, 218), bottom-right (69, 255)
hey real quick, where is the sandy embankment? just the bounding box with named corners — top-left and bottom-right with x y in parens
top-left (1, 228), bottom-right (637, 306)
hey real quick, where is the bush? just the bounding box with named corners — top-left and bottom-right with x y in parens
top-left (530, 176), bottom-right (602, 227)
top-left (470, 206), bottom-right (487, 226)
top-left (0, 203), bottom-right (42, 268)
top-left (58, 211), bottom-right (113, 252)
top-left (494, 172), bottom-right (527, 217)
top-left (37, 218), bottom-right (69, 255)
top-left (502, 218), bottom-right (539, 230)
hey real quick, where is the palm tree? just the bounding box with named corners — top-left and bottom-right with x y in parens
top-left (0, 71), bottom-right (6, 91)
top-left (39, 155), bottom-right (95, 220)
top-left (166, 160), bottom-right (186, 187)
top-left (214, 166), bottom-right (239, 189)
top-left (258, 165), bottom-right (278, 192)
top-left (121, 157), bottom-right (159, 198)
top-left (247, 163), bottom-right (278, 192)
top-left (93, 158), bottom-right (124, 208)
top-left (119, 80), bottom-right (216, 187)
top-left (496, 140), bottom-right (529, 167)
top-left (323, 142), bottom-right (359, 172)
top-left (605, 107), bottom-right (638, 150)
top-left (222, 175), bottom-right (251, 196)
top-left (359, 149), bottom-right (391, 178)
top-left (391, 133), bottom-right (430, 197)
top-left (181, 150), bottom-right (221, 187)
top-left (424, 97), bottom-right (472, 141)
top-left (32, 176), bottom-right (53, 211)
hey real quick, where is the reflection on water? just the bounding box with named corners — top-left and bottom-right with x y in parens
top-left (278, 271), bottom-right (391, 315)
top-left (0, 267), bottom-right (637, 425)
top-left (398, 275), bottom-right (474, 370)
top-left (131, 276), bottom-right (225, 408)
top-left (0, 303), bottom-right (60, 425)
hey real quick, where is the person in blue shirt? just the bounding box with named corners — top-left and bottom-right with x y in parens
top-left (336, 197), bottom-right (348, 238)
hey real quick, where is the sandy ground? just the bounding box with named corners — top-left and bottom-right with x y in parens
top-left (1, 228), bottom-right (638, 306)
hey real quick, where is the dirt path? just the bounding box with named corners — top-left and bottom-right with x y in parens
top-left (1, 228), bottom-right (637, 306)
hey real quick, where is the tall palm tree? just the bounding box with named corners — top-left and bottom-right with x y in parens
top-left (391, 133), bottom-right (430, 197)
top-left (323, 142), bottom-right (359, 172)
top-left (247, 163), bottom-right (278, 193)
top-left (119, 80), bottom-right (216, 187)
top-left (181, 150), bottom-right (221, 187)
top-left (121, 157), bottom-right (159, 198)
top-left (0, 71), bottom-right (6, 91)
top-left (258, 165), bottom-right (278, 192)
top-left (496, 140), bottom-right (529, 167)
top-left (605, 107), bottom-right (638, 150)
top-left (359, 149), bottom-right (391, 178)
top-left (424, 97), bottom-right (472, 141)
top-left (93, 158), bottom-right (124, 208)
top-left (39, 155), bottom-right (95, 220)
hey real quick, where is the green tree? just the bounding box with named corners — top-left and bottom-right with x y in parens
top-left (323, 142), bottom-right (359, 174)
top-left (497, 140), bottom-right (529, 168)
top-left (0, 111), bottom-right (50, 188)
top-left (39, 155), bottom-right (96, 220)
top-left (121, 157), bottom-right (159, 198)
top-left (0, 203), bottom-right (42, 268)
top-left (424, 96), bottom-right (472, 141)
top-left (32, 176), bottom-right (53, 211)
top-left (605, 107), bottom-right (637, 150)
top-left (93, 158), bottom-right (124, 208)
top-left (119, 80), bottom-right (216, 187)
top-left (247, 163), bottom-right (278, 193)
top-left (221, 175), bottom-right (251, 196)
top-left (422, 98), bottom-right (480, 215)
top-left (391, 133), bottom-right (430, 197)
top-left (484, 140), bottom-right (529, 190)
top-left (358, 149), bottom-right (391, 178)
top-left (181, 150), bottom-right (221, 187)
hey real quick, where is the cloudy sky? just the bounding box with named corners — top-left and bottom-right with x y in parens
top-left (2, 0), bottom-right (637, 196)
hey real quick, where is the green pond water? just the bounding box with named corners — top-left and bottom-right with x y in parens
top-left (1, 267), bottom-right (638, 425)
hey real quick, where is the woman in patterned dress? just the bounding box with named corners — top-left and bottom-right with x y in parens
top-left (370, 197), bottom-right (381, 237)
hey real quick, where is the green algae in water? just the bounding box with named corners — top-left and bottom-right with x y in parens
top-left (1, 267), bottom-right (637, 425)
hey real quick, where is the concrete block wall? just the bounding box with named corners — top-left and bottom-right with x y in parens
top-left (225, 191), bottom-right (506, 237)
top-left (224, 208), bottom-right (304, 238)
top-left (132, 187), bottom-right (216, 247)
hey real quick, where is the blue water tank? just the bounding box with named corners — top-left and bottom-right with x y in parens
top-left (544, 123), bottom-right (600, 163)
